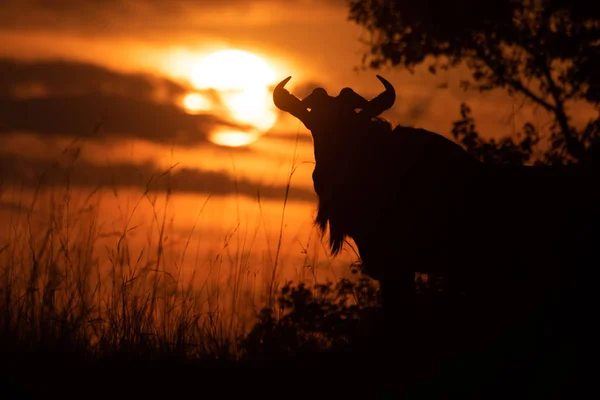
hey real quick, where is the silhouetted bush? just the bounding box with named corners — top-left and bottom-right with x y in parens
top-left (239, 272), bottom-right (452, 361)
top-left (240, 277), bottom-right (381, 360)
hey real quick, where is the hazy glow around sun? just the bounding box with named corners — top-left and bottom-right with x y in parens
top-left (191, 49), bottom-right (276, 91)
top-left (184, 49), bottom-right (279, 147)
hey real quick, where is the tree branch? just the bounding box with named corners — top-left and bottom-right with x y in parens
top-left (541, 65), bottom-right (586, 160)
top-left (472, 43), bottom-right (556, 113)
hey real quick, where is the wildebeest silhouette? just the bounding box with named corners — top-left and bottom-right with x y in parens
top-left (274, 75), bottom-right (598, 312)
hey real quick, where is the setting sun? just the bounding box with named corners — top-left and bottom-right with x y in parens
top-left (188, 49), bottom-right (278, 147)
top-left (190, 49), bottom-right (275, 90)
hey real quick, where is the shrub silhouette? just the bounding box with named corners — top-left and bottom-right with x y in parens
top-left (240, 277), bottom-right (381, 360)
top-left (240, 272), bottom-right (451, 362)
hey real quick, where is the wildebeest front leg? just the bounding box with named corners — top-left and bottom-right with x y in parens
top-left (356, 239), bottom-right (416, 362)
top-left (376, 264), bottom-right (416, 386)
top-left (380, 269), bottom-right (415, 339)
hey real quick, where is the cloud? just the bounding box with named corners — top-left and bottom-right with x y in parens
top-left (0, 57), bottom-right (316, 204)
top-left (0, 152), bottom-right (316, 203)
top-left (0, 58), bottom-right (189, 101)
top-left (0, 58), bottom-right (251, 147)
top-left (0, 94), bottom-right (239, 146)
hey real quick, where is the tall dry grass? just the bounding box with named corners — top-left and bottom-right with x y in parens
top-left (0, 131), bottom-right (352, 362)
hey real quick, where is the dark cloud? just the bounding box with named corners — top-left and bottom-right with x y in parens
top-left (0, 58), bottom-right (251, 147)
top-left (0, 94), bottom-right (240, 146)
top-left (0, 58), bottom-right (190, 101)
top-left (0, 152), bottom-right (316, 203)
top-left (0, 57), bottom-right (315, 203)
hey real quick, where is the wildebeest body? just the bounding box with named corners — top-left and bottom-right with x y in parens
top-left (272, 76), bottom-right (598, 311)
top-left (319, 124), bottom-right (597, 305)
top-left (273, 75), bottom-right (599, 394)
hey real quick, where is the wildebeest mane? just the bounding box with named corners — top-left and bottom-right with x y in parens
top-left (314, 117), bottom-right (397, 256)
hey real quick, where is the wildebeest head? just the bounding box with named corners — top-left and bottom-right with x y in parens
top-left (273, 76), bottom-right (397, 255)
top-left (273, 76), bottom-right (396, 186)
top-left (272, 75), bottom-right (395, 132)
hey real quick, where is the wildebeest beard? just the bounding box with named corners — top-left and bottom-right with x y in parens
top-left (312, 117), bottom-right (395, 256)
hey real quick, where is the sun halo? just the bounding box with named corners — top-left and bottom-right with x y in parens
top-left (183, 49), bottom-right (280, 147)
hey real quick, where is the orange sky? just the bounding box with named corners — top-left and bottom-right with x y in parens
top-left (0, 0), bottom-right (596, 291)
top-left (1, 0), bottom-right (571, 133)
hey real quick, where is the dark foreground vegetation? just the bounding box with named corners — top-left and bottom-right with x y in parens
top-left (1, 270), bottom-right (593, 399)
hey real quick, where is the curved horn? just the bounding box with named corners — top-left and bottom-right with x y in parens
top-left (275, 76), bottom-right (292, 90)
top-left (273, 76), bottom-right (310, 124)
top-left (273, 76), bottom-right (296, 111)
top-left (359, 75), bottom-right (396, 118)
